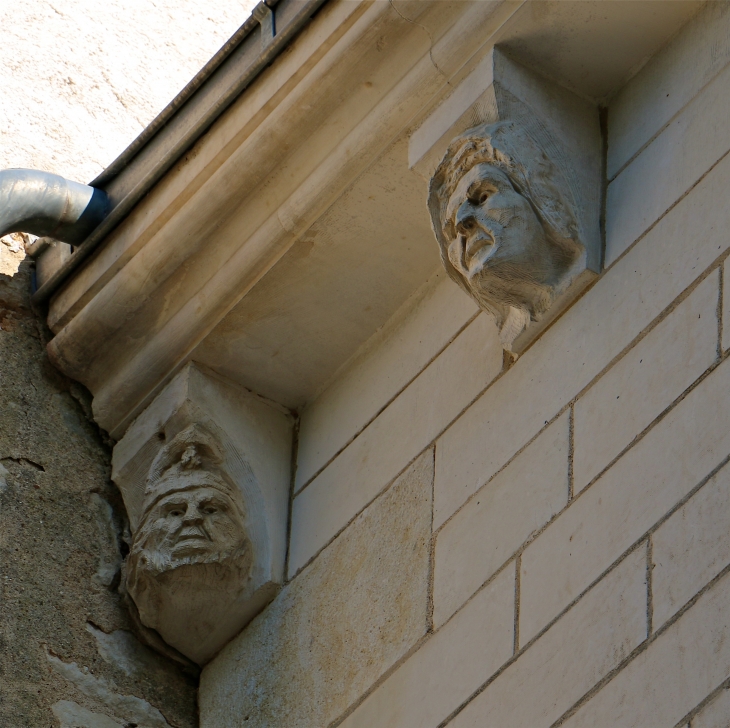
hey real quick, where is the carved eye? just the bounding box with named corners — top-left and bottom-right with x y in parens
top-left (168, 507), bottom-right (185, 518)
top-left (479, 192), bottom-right (489, 204)
top-left (201, 504), bottom-right (219, 515)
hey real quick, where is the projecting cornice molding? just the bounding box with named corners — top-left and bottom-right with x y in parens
top-left (37, 0), bottom-right (702, 667)
top-left (41, 0), bottom-right (701, 438)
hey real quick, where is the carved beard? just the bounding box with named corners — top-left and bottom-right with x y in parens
top-left (453, 223), bottom-right (577, 330)
top-left (468, 256), bottom-right (553, 321)
top-left (126, 511), bottom-right (254, 602)
top-left (125, 535), bottom-right (255, 664)
top-left (125, 535), bottom-right (254, 637)
top-left (127, 537), bottom-right (253, 581)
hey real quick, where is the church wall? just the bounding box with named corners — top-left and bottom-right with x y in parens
top-left (198, 2), bottom-right (730, 725)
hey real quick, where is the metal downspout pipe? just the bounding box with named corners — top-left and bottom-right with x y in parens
top-left (0, 168), bottom-right (109, 247)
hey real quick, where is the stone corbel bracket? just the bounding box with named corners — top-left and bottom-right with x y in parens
top-left (410, 48), bottom-right (602, 353)
top-left (111, 363), bottom-right (293, 665)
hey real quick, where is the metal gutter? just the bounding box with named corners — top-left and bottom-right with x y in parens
top-left (32, 0), bottom-right (328, 305)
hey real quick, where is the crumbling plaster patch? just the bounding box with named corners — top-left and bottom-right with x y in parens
top-left (1, 3), bottom-right (262, 723)
top-left (0, 256), bottom-right (199, 725)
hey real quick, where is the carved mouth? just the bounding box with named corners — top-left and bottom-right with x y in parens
top-left (175, 529), bottom-right (209, 548)
top-left (464, 232), bottom-right (496, 272)
top-left (172, 536), bottom-right (211, 555)
top-left (178, 534), bottom-right (206, 541)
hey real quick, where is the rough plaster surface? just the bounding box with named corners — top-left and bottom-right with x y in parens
top-left (1, 3), bottom-right (259, 724)
top-left (0, 250), bottom-right (198, 725)
top-left (200, 449), bottom-right (434, 728)
top-left (0, 0), bottom-right (255, 184)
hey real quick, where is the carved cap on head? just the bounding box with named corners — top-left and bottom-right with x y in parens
top-left (427, 120), bottom-right (581, 293)
top-left (140, 424), bottom-right (244, 524)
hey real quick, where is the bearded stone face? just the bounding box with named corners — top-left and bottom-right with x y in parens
top-left (125, 471), bottom-right (255, 664)
top-left (443, 163), bottom-right (569, 319)
top-left (133, 480), bottom-right (249, 572)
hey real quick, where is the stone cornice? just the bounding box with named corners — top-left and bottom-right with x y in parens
top-left (43, 0), bottom-right (702, 439)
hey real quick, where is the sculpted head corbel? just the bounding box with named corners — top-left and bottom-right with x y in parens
top-left (125, 424), bottom-right (264, 665)
top-left (428, 120), bottom-right (586, 349)
top-left (112, 364), bottom-right (292, 665)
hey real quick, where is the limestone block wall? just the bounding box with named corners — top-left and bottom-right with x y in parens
top-left (201, 3), bottom-right (730, 726)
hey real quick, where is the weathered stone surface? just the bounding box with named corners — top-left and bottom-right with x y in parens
top-left (434, 411), bottom-right (568, 627)
top-left (46, 650), bottom-right (172, 727)
top-left (520, 354), bottom-right (730, 645)
top-left (723, 256), bottom-right (730, 352)
top-left (52, 700), bottom-right (124, 728)
top-left (573, 270), bottom-right (718, 492)
top-left (607, 0), bottom-right (730, 178)
top-left (562, 569), bottom-right (730, 728)
top-left (200, 449), bottom-right (434, 728)
top-left (606, 55), bottom-right (730, 266)
top-left (340, 566), bottom-right (514, 728)
top-left (114, 364), bottom-right (293, 665)
top-left (0, 257), bottom-right (197, 727)
top-left (652, 461), bottom-right (730, 629)
top-left (296, 271), bottom-right (477, 491)
top-left (290, 314), bottom-right (501, 576)
top-left (450, 548), bottom-right (646, 728)
top-left (428, 115), bottom-right (594, 351)
top-left (436, 144), bottom-right (730, 547)
top-left (692, 685), bottom-right (730, 728)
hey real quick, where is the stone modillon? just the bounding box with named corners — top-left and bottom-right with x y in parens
top-left (126, 424), bottom-right (258, 665)
top-left (428, 120), bottom-right (586, 350)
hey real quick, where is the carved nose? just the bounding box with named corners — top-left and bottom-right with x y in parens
top-left (456, 220), bottom-right (476, 237)
top-left (455, 205), bottom-right (478, 236)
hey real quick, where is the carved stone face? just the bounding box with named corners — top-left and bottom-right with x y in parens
top-left (121, 425), bottom-right (275, 665)
top-left (442, 162), bottom-right (571, 323)
top-left (126, 470), bottom-right (255, 665)
top-left (429, 121), bottom-right (584, 348)
top-left (140, 482), bottom-right (247, 567)
top-left (445, 164), bottom-right (549, 282)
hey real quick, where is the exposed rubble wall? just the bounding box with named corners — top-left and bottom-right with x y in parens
top-left (0, 4), bottom-right (256, 723)
top-left (0, 241), bottom-right (199, 726)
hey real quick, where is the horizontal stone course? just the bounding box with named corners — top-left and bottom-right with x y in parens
top-left (339, 566), bottom-right (514, 728)
top-left (722, 258), bottom-right (730, 352)
top-left (435, 145), bottom-right (730, 532)
top-left (289, 313), bottom-right (502, 576)
top-left (520, 353), bottom-right (730, 646)
top-left (433, 411), bottom-right (568, 627)
top-left (606, 57), bottom-right (730, 266)
top-left (607, 0), bottom-right (730, 179)
top-left (692, 685), bottom-right (730, 728)
top-left (652, 461), bottom-right (730, 629)
top-left (296, 273), bottom-right (477, 491)
top-left (562, 569), bottom-right (730, 728)
top-left (447, 548), bottom-right (647, 728)
top-left (573, 270), bottom-right (718, 493)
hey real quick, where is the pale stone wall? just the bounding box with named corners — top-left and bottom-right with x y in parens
top-left (1, 2), bottom-right (255, 725)
top-left (201, 3), bottom-right (730, 725)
